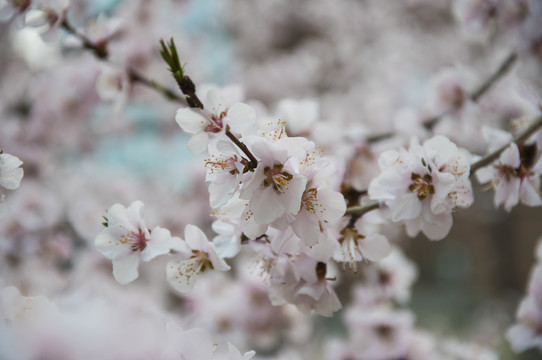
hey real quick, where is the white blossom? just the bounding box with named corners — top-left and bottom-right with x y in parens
top-left (369, 136), bottom-right (473, 240)
top-left (167, 224), bottom-right (230, 293)
top-left (95, 201), bottom-right (180, 284)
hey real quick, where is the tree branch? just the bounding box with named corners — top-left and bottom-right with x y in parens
top-left (368, 51), bottom-right (518, 142)
top-left (470, 115), bottom-right (542, 176)
top-left (61, 18), bottom-right (185, 104)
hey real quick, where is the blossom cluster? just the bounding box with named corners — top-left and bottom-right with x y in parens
top-left (2, 0), bottom-right (542, 359)
top-left (508, 239), bottom-right (542, 353)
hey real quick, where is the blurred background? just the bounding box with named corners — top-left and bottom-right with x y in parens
top-left (1, 0), bottom-right (542, 359)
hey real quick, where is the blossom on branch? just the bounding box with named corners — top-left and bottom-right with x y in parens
top-left (175, 89), bottom-right (256, 153)
top-left (95, 201), bottom-right (180, 284)
top-left (368, 136), bottom-right (473, 240)
top-left (0, 152), bottom-right (24, 218)
top-left (167, 224), bottom-right (230, 294)
top-left (476, 127), bottom-right (542, 211)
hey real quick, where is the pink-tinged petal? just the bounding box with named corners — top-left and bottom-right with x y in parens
top-left (0, 153), bottom-right (23, 190)
top-left (475, 166), bottom-right (495, 184)
top-left (496, 177), bottom-right (520, 211)
top-left (140, 227), bottom-right (176, 262)
top-left (500, 144), bottom-right (521, 168)
top-left (359, 234), bottom-right (391, 261)
top-left (316, 188), bottom-right (346, 222)
top-left (125, 200), bottom-right (146, 228)
top-left (482, 126), bottom-right (513, 150)
top-left (166, 258), bottom-right (202, 293)
top-left (94, 226), bottom-right (135, 259)
top-left (520, 180), bottom-right (542, 207)
top-left (251, 187), bottom-right (286, 224)
top-left (313, 286), bottom-right (342, 317)
top-left (209, 179), bottom-right (237, 209)
top-left (105, 203), bottom-right (133, 229)
top-left (283, 176), bottom-right (307, 215)
top-left (207, 248), bottom-right (231, 272)
top-left (205, 89), bottom-right (227, 114)
top-left (431, 172), bottom-right (455, 214)
top-left (421, 212), bottom-right (452, 240)
top-left (184, 224), bottom-right (210, 251)
top-left (241, 208), bottom-right (268, 239)
top-left (228, 343), bottom-right (256, 360)
top-left (291, 210), bottom-right (324, 246)
top-left (175, 108), bottom-right (206, 134)
top-left (424, 135), bottom-right (458, 167)
top-left (404, 217), bottom-right (423, 238)
top-left (369, 169), bottom-right (406, 201)
top-left (166, 323), bottom-right (214, 360)
top-left (226, 102), bottom-right (256, 132)
top-left (389, 193), bottom-right (421, 222)
top-left (297, 282), bottom-right (326, 301)
top-left (187, 132), bottom-right (210, 154)
top-left (112, 252), bottom-right (140, 284)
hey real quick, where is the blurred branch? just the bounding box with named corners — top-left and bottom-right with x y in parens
top-left (367, 51), bottom-right (518, 142)
top-left (470, 115), bottom-right (542, 175)
top-left (470, 52), bottom-right (518, 103)
top-left (61, 18), bottom-right (185, 104)
top-left (344, 201), bottom-right (380, 218)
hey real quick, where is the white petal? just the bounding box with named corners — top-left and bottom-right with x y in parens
top-left (252, 187), bottom-right (285, 224)
top-left (175, 108), bottom-right (206, 134)
top-left (421, 212), bottom-right (453, 240)
top-left (187, 132), bottom-right (210, 154)
top-left (112, 253), bottom-right (140, 284)
top-left (0, 153), bottom-right (24, 190)
top-left (166, 258), bottom-right (202, 293)
top-left (205, 89), bottom-right (227, 115)
top-left (94, 227), bottom-right (133, 260)
top-left (226, 102), bottom-right (256, 132)
top-left (359, 234), bottom-right (391, 261)
top-left (520, 179), bottom-right (542, 207)
top-left (184, 224), bottom-right (210, 251)
top-left (140, 227), bottom-right (176, 262)
top-left (316, 188), bottom-right (346, 222)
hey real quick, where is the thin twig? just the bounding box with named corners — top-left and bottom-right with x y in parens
top-left (61, 18), bottom-right (185, 104)
top-left (367, 51), bottom-right (518, 142)
top-left (470, 115), bottom-right (542, 176)
top-left (344, 201), bottom-right (380, 217)
top-left (471, 52), bottom-right (518, 102)
top-left (225, 128), bottom-right (258, 169)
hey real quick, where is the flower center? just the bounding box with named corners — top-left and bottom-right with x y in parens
top-left (205, 155), bottom-right (240, 175)
top-left (302, 188), bottom-right (318, 212)
top-left (263, 164), bottom-right (293, 193)
top-left (191, 250), bottom-right (213, 272)
top-left (409, 173), bottom-right (435, 201)
top-left (120, 228), bottom-right (148, 251)
top-left (204, 111), bottom-right (226, 133)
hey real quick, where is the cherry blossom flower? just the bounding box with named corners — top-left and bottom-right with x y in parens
top-left (205, 140), bottom-right (247, 209)
top-left (369, 136), bottom-right (473, 240)
top-left (476, 142), bottom-right (542, 211)
top-left (290, 160), bottom-right (346, 248)
top-left (365, 246), bottom-right (418, 304)
top-left (95, 201), bottom-right (180, 284)
top-left (333, 215), bottom-right (391, 272)
top-left (162, 322), bottom-right (215, 360)
top-left (507, 295), bottom-right (542, 352)
top-left (0, 152), bottom-right (23, 191)
top-left (167, 224), bottom-right (230, 293)
top-left (276, 98), bottom-right (319, 135)
top-left (269, 256), bottom-right (341, 317)
top-left (0, 152), bottom-right (24, 218)
top-left (239, 136), bottom-right (308, 235)
top-left (175, 89), bottom-right (256, 153)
